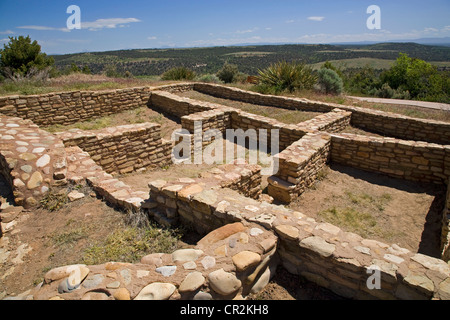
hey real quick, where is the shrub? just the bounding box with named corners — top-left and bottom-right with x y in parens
top-left (216, 63), bottom-right (239, 83)
top-left (0, 36), bottom-right (54, 81)
top-left (256, 60), bottom-right (317, 93)
top-left (196, 73), bottom-right (222, 83)
top-left (82, 65), bottom-right (92, 75)
top-left (161, 67), bottom-right (196, 81)
top-left (381, 53), bottom-right (450, 102)
top-left (317, 68), bottom-right (344, 95)
top-left (376, 83), bottom-right (395, 98)
top-left (105, 64), bottom-right (120, 78)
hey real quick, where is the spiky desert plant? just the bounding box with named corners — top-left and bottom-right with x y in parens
top-left (256, 60), bottom-right (317, 93)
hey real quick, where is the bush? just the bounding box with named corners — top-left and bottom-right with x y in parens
top-left (317, 68), bottom-right (344, 95)
top-left (105, 64), bottom-right (121, 78)
top-left (381, 53), bottom-right (450, 102)
top-left (256, 60), bottom-right (317, 93)
top-left (0, 36), bottom-right (54, 81)
top-left (196, 73), bottom-right (222, 83)
top-left (82, 65), bottom-right (92, 75)
top-left (216, 63), bottom-right (239, 83)
top-left (376, 83), bottom-right (395, 98)
top-left (345, 66), bottom-right (382, 95)
top-left (161, 67), bottom-right (196, 81)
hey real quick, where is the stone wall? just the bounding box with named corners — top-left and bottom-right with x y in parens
top-left (57, 123), bottom-right (172, 175)
top-left (193, 83), bottom-right (335, 113)
top-left (181, 109), bottom-right (231, 147)
top-left (147, 161), bottom-right (262, 234)
top-left (31, 221), bottom-right (279, 301)
top-left (191, 83), bottom-right (450, 145)
top-left (330, 133), bottom-right (450, 184)
top-left (149, 91), bottom-right (214, 118)
top-left (28, 154), bottom-right (450, 300)
top-left (229, 111), bottom-right (307, 151)
top-left (0, 115), bottom-right (68, 209)
top-left (442, 181), bottom-right (450, 262)
top-left (347, 107), bottom-right (450, 145)
top-left (268, 133), bottom-right (331, 203)
top-left (65, 146), bottom-right (148, 213)
top-left (1, 82), bottom-right (449, 144)
top-left (0, 87), bottom-right (153, 127)
top-left (297, 108), bottom-right (352, 133)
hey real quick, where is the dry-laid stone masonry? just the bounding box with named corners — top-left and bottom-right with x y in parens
top-left (26, 158), bottom-right (450, 300)
top-left (56, 123), bottom-right (172, 175)
top-left (30, 221), bottom-right (279, 300)
top-left (442, 180), bottom-right (450, 262)
top-left (193, 82), bottom-right (450, 145)
top-left (1, 82), bottom-right (450, 300)
top-left (330, 133), bottom-right (450, 184)
top-left (268, 132), bottom-right (331, 203)
top-left (0, 115), bottom-right (67, 208)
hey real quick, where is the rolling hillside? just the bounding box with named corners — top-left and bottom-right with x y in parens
top-left (51, 42), bottom-right (450, 77)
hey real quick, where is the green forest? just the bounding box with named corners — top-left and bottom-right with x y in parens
top-left (1, 37), bottom-right (449, 103)
top-left (51, 42), bottom-right (450, 77)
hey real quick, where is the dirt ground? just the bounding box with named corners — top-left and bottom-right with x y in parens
top-left (44, 105), bottom-right (181, 141)
top-left (118, 138), bottom-right (273, 193)
top-left (177, 90), bottom-right (323, 124)
top-left (288, 164), bottom-right (445, 258)
top-left (0, 189), bottom-right (343, 300)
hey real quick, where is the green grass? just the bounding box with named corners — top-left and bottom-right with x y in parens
top-left (39, 188), bottom-right (69, 212)
top-left (318, 206), bottom-right (378, 238)
top-left (44, 107), bottom-right (164, 133)
top-left (82, 223), bottom-right (182, 265)
top-left (318, 191), bottom-right (395, 239)
top-left (50, 221), bottom-right (91, 246)
top-left (345, 191), bottom-right (392, 212)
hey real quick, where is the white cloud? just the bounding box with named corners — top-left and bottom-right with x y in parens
top-left (285, 20), bottom-right (295, 24)
top-left (148, 36), bottom-right (157, 40)
top-left (81, 18), bottom-right (141, 31)
top-left (17, 18), bottom-right (141, 33)
top-left (0, 30), bottom-right (14, 35)
top-left (17, 25), bottom-right (70, 32)
top-left (308, 16), bottom-right (325, 22)
top-left (424, 27), bottom-right (439, 33)
top-left (236, 27), bottom-right (259, 34)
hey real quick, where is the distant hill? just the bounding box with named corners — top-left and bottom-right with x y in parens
top-left (329, 37), bottom-right (450, 47)
top-left (51, 42), bottom-right (450, 77)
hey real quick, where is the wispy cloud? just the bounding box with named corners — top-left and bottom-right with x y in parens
top-left (424, 27), bottom-right (439, 32)
top-left (0, 30), bottom-right (14, 35)
top-left (297, 27), bottom-right (450, 44)
top-left (285, 20), bottom-right (295, 24)
top-left (148, 36), bottom-right (157, 40)
top-left (308, 16), bottom-right (325, 22)
top-left (17, 25), bottom-right (70, 32)
top-left (81, 18), bottom-right (141, 31)
top-left (17, 18), bottom-right (141, 33)
top-left (236, 27), bottom-right (259, 34)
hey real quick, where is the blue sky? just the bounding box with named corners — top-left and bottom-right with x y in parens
top-left (0, 0), bottom-right (449, 54)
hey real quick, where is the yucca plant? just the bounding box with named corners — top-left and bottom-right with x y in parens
top-left (256, 61), bottom-right (317, 93)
